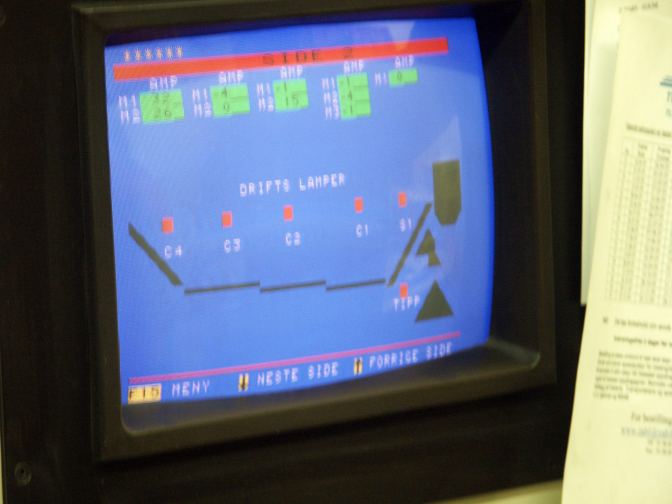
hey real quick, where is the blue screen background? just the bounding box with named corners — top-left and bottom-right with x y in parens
top-left (104, 18), bottom-right (494, 405)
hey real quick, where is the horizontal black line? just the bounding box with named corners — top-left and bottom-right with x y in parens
top-left (183, 278), bottom-right (387, 295)
top-left (260, 280), bottom-right (326, 293)
top-left (184, 282), bottom-right (261, 295)
top-left (326, 278), bottom-right (387, 291)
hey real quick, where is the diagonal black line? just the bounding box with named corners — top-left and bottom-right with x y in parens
top-left (387, 203), bottom-right (432, 286)
top-left (260, 280), bottom-right (326, 293)
top-left (184, 282), bottom-right (260, 295)
top-left (326, 278), bottom-right (386, 291)
top-left (128, 223), bottom-right (182, 286)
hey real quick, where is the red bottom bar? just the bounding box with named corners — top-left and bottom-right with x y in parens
top-left (129, 331), bottom-right (461, 385)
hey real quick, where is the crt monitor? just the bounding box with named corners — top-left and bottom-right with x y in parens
top-left (73, 0), bottom-right (555, 463)
top-left (105, 18), bottom-right (494, 406)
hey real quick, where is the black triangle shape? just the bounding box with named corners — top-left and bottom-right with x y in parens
top-left (416, 281), bottom-right (453, 322)
top-left (417, 229), bottom-right (435, 255)
top-left (416, 230), bottom-right (441, 266)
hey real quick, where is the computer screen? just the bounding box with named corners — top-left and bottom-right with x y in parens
top-left (103, 17), bottom-right (494, 407)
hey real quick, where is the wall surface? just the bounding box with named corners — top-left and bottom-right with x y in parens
top-left (443, 481), bottom-right (562, 504)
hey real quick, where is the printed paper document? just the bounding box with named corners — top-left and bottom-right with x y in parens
top-left (565, 13), bottom-right (672, 503)
top-left (581, 0), bottom-right (672, 303)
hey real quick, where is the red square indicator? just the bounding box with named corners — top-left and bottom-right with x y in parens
top-left (162, 216), bottom-right (174, 234)
top-left (399, 282), bottom-right (409, 299)
top-left (283, 205), bottom-right (294, 222)
top-left (354, 196), bottom-right (364, 214)
top-left (398, 192), bottom-right (408, 208)
top-left (221, 211), bottom-right (233, 228)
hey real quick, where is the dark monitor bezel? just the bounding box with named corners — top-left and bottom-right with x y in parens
top-left (73, 0), bottom-right (554, 462)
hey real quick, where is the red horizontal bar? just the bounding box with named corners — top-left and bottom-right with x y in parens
top-left (129, 331), bottom-right (460, 384)
top-left (113, 37), bottom-right (448, 81)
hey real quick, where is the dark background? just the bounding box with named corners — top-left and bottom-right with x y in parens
top-left (0, 0), bottom-right (584, 501)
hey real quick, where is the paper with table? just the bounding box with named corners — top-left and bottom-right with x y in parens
top-left (565, 13), bottom-right (672, 503)
top-left (581, 0), bottom-right (672, 303)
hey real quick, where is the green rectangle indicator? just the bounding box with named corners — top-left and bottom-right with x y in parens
top-left (337, 73), bottom-right (371, 119)
top-left (139, 91), bottom-right (185, 124)
top-left (211, 84), bottom-right (251, 117)
top-left (273, 79), bottom-right (309, 111)
top-left (389, 68), bottom-right (419, 87)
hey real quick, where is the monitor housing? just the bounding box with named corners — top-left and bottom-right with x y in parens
top-left (74, 0), bottom-right (554, 463)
